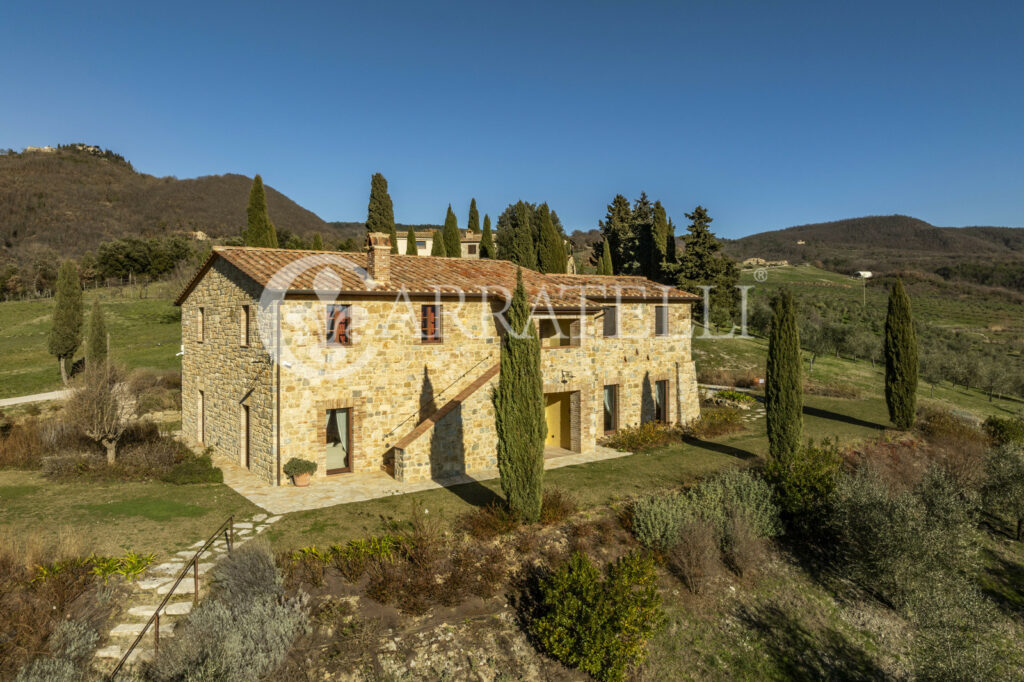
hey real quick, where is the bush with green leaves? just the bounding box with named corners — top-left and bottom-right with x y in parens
top-left (630, 492), bottom-right (689, 551)
top-left (160, 453), bottom-right (222, 484)
top-left (602, 421), bottom-right (675, 452)
top-left (764, 437), bottom-right (840, 532)
top-left (147, 541), bottom-right (308, 681)
top-left (529, 551), bottom-right (663, 682)
top-left (982, 444), bottom-right (1024, 540)
top-left (984, 416), bottom-right (1024, 446)
top-left (283, 457), bottom-right (317, 477)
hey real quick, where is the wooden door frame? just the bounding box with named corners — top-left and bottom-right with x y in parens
top-left (325, 407), bottom-right (353, 475)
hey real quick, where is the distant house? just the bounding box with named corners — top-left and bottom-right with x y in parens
top-left (24, 145), bottom-right (56, 153)
top-left (855, 271), bottom-right (873, 279)
top-left (395, 229), bottom-right (482, 258)
top-left (796, 240), bottom-right (806, 245)
top-left (174, 233), bottom-right (702, 486)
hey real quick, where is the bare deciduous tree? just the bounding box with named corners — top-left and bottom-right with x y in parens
top-left (65, 362), bottom-right (134, 464)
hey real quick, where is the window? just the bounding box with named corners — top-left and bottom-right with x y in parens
top-left (197, 391), bottom-right (205, 444)
top-left (540, 318), bottom-right (576, 348)
top-left (326, 304), bottom-right (351, 346)
top-left (654, 380), bottom-right (669, 423)
top-left (468, 244), bottom-right (477, 255)
top-left (240, 404), bottom-right (250, 468)
top-left (240, 305), bottom-right (250, 346)
top-left (416, 240), bottom-right (427, 249)
top-left (421, 304), bottom-right (442, 343)
top-left (655, 306), bottom-right (668, 336)
top-left (603, 385), bottom-right (619, 433)
top-left (325, 408), bottom-right (351, 474)
top-left (603, 306), bottom-right (618, 337)
top-left (197, 307), bottom-right (205, 342)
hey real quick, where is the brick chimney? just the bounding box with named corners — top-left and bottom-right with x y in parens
top-left (366, 232), bottom-right (391, 283)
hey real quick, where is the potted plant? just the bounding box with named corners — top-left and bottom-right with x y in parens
top-left (283, 457), bottom-right (317, 487)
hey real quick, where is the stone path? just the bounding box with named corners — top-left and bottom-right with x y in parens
top-left (215, 444), bottom-right (632, 515)
top-left (93, 513), bottom-right (282, 672)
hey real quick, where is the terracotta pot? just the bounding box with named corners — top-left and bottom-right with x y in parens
top-left (293, 472), bottom-right (311, 487)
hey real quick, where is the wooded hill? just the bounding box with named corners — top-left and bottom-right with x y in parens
top-left (0, 147), bottom-right (438, 266)
top-left (724, 215), bottom-right (1024, 290)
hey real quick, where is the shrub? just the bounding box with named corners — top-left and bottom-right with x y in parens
top-left (804, 380), bottom-right (860, 399)
top-left (0, 418), bottom-right (46, 469)
top-left (630, 493), bottom-right (688, 551)
top-left (461, 502), bottom-right (519, 540)
top-left (917, 406), bottom-right (984, 443)
top-left (529, 551), bottom-right (663, 682)
top-left (690, 469), bottom-right (782, 542)
top-left (982, 444), bottom-right (1024, 540)
top-left (14, 619), bottom-right (98, 682)
top-left (984, 416), bottom-right (1024, 446)
top-left (697, 367), bottom-right (761, 389)
top-left (764, 438), bottom-right (840, 533)
top-left (330, 535), bottom-right (400, 583)
top-left (602, 422), bottom-right (676, 452)
top-left (470, 545), bottom-right (507, 598)
top-left (683, 407), bottom-right (744, 438)
top-left (539, 488), bottom-right (578, 525)
top-left (161, 453), bottom-right (222, 484)
top-left (714, 389), bottom-right (757, 404)
top-left (209, 541), bottom-right (282, 604)
top-left (667, 519), bottom-right (721, 594)
top-left (283, 457), bottom-right (317, 477)
top-left (721, 514), bottom-right (768, 577)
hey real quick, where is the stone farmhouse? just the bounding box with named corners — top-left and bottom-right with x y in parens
top-left (174, 233), bottom-right (701, 486)
top-left (395, 229), bottom-right (482, 258)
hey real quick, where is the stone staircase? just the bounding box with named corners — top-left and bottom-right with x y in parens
top-left (93, 513), bottom-right (282, 673)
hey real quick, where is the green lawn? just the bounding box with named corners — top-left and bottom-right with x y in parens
top-left (0, 470), bottom-right (260, 557)
top-left (0, 283), bottom-right (182, 399)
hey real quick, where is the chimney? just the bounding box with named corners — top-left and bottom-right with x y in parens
top-left (366, 232), bottom-right (391, 283)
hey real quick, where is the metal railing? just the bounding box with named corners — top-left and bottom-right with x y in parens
top-left (383, 355), bottom-right (491, 440)
top-left (109, 516), bottom-right (235, 679)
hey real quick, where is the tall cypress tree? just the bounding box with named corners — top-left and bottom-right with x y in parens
top-left (665, 217), bottom-right (677, 265)
top-left (598, 238), bottom-right (614, 275)
top-left (430, 230), bottom-right (447, 256)
top-left (495, 269), bottom-right (546, 522)
top-left (480, 214), bottom-right (495, 258)
top-left (599, 194), bottom-right (634, 275)
top-left (48, 261), bottom-right (83, 384)
top-left (311, 233), bottom-right (325, 250)
top-left (494, 201), bottom-right (538, 270)
top-left (85, 298), bottom-right (107, 366)
top-left (366, 173), bottom-right (398, 253)
top-left (442, 205), bottom-right (461, 258)
top-left (467, 198), bottom-right (480, 234)
top-left (244, 175), bottom-right (279, 248)
top-left (536, 203), bottom-right (566, 273)
top-left (765, 290), bottom-right (803, 462)
top-left (406, 226), bottom-right (419, 255)
top-left (676, 206), bottom-right (739, 328)
top-left (885, 279), bottom-right (919, 428)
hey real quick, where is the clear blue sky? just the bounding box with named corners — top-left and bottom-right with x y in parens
top-left (2, 1), bottom-right (1022, 237)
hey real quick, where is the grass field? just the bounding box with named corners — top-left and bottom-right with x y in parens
top-left (0, 283), bottom-right (181, 399)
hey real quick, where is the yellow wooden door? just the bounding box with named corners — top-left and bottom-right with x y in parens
top-left (545, 393), bottom-right (571, 449)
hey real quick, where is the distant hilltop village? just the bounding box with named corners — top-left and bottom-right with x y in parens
top-left (23, 143), bottom-right (102, 154)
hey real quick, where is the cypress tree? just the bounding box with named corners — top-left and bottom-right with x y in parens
top-left (765, 289), bottom-right (803, 462)
top-left (536, 203), bottom-right (566, 273)
top-left (430, 230), bottom-right (447, 256)
top-left (494, 201), bottom-right (538, 270)
top-left (311, 232), bottom-right (325, 250)
top-left (406, 226), bottom-right (419, 255)
top-left (676, 205), bottom-right (739, 328)
top-left (48, 261), bottom-right (83, 384)
top-left (599, 194), bottom-right (634, 274)
top-left (85, 299), bottom-right (107, 366)
top-left (442, 205), bottom-right (461, 257)
top-left (665, 217), bottom-right (677, 264)
top-left (467, 198), bottom-right (480, 233)
top-left (366, 173), bottom-right (398, 253)
top-left (598, 238), bottom-right (614, 275)
top-left (885, 279), bottom-right (919, 428)
top-left (244, 175), bottom-right (279, 248)
top-left (480, 214), bottom-right (495, 258)
top-left (495, 269), bottom-right (546, 522)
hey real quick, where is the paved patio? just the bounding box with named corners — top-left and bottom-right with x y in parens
top-left (215, 445), bottom-right (631, 515)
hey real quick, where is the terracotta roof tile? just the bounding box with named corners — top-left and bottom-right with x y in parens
top-left (175, 246), bottom-right (699, 306)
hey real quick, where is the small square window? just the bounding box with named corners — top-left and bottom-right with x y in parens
top-left (326, 304), bottom-right (351, 345)
top-left (468, 244), bottom-right (477, 255)
top-left (416, 240), bottom-right (427, 249)
top-left (421, 304), bottom-right (442, 343)
top-left (655, 306), bottom-right (669, 336)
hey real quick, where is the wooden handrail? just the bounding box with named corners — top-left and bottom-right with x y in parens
top-left (108, 515), bottom-right (235, 679)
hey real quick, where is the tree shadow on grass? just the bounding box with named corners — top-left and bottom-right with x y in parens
top-left (979, 546), bottom-right (1024, 619)
top-left (441, 477), bottom-right (503, 509)
top-left (736, 603), bottom-right (886, 681)
top-left (802, 405), bottom-right (887, 431)
top-left (682, 435), bottom-right (758, 461)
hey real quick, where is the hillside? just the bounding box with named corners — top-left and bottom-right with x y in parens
top-left (724, 215), bottom-right (1024, 289)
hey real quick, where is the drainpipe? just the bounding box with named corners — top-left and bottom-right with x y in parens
top-left (275, 301), bottom-right (282, 487)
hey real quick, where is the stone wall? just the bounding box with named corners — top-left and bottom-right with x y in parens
top-left (180, 260), bottom-right (277, 483)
